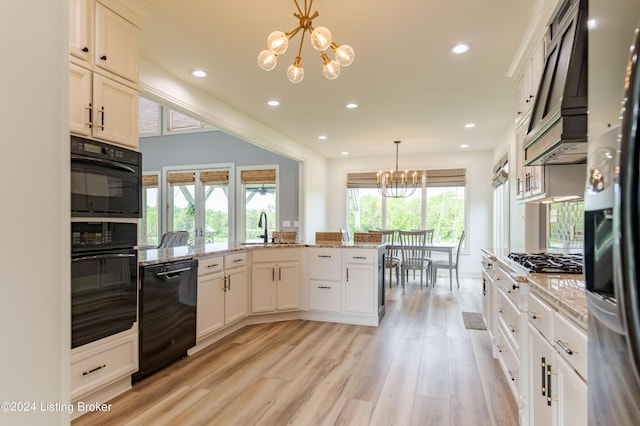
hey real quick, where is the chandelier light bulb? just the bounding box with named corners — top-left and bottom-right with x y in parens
top-left (334, 44), bottom-right (355, 66)
top-left (311, 26), bottom-right (332, 51)
top-left (322, 60), bottom-right (340, 79)
top-left (267, 31), bottom-right (289, 54)
top-left (257, 50), bottom-right (278, 71)
top-left (287, 57), bottom-right (304, 83)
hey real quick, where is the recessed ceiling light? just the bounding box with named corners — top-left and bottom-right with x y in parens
top-left (587, 19), bottom-right (597, 29)
top-left (460, 144), bottom-right (469, 149)
top-left (345, 103), bottom-right (359, 109)
top-left (267, 100), bottom-right (280, 106)
top-left (190, 69), bottom-right (207, 78)
top-left (465, 123), bottom-right (476, 128)
top-left (450, 43), bottom-right (471, 54)
top-left (341, 151), bottom-right (349, 156)
top-left (318, 135), bottom-right (327, 140)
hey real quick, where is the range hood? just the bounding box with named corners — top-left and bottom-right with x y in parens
top-left (524, 0), bottom-right (588, 166)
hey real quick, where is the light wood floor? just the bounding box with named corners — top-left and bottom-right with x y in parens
top-left (73, 274), bottom-right (518, 426)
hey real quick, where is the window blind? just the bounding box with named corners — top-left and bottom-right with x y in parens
top-left (200, 170), bottom-right (229, 185)
top-left (241, 169), bottom-right (276, 184)
top-left (142, 174), bottom-right (158, 187)
top-left (347, 169), bottom-right (466, 188)
top-left (167, 171), bottom-right (195, 186)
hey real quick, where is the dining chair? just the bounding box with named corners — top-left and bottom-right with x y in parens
top-left (413, 228), bottom-right (435, 258)
top-left (157, 231), bottom-right (190, 248)
top-left (398, 230), bottom-right (432, 288)
top-left (432, 230), bottom-right (466, 290)
top-left (371, 229), bottom-right (400, 287)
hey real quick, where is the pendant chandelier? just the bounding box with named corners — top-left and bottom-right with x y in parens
top-left (257, 0), bottom-right (355, 83)
top-left (377, 141), bottom-right (418, 198)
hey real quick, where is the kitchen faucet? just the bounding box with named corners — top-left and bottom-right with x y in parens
top-left (258, 212), bottom-right (268, 243)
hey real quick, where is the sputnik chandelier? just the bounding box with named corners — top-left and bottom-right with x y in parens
top-left (257, 0), bottom-right (355, 83)
top-left (377, 141), bottom-right (418, 198)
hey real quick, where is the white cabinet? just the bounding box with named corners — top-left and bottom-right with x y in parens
top-left (69, 0), bottom-right (139, 82)
top-left (515, 39), bottom-right (545, 126)
top-left (527, 292), bottom-right (587, 426)
top-left (224, 253), bottom-right (248, 324)
top-left (94, 2), bottom-right (139, 82)
top-left (251, 248), bottom-right (300, 314)
top-left (196, 256), bottom-right (225, 340)
top-left (70, 328), bottom-right (137, 401)
top-left (481, 253), bottom-right (497, 342)
top-left (69, 67), bottom-right (139, 149)
top-left (308, 249), bottom-right (342, 312)
top-left (343, 250), bottom-right (375, 315)
top-left (515, 121), bottom-right (544, 200)
top-left (196, 253), bottom-right (247, 342)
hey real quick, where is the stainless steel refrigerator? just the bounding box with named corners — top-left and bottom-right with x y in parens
top-left (585, 21), bottom-right (640, 425)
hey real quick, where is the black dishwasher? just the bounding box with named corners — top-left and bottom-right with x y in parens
top-left (133, 258), bottom-right (198, 383)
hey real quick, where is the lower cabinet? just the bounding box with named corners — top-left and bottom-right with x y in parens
top-left (197, 253), bottom-right (248, 342)
top-left (70, 328), bottom-right (137, 409)
top-left (251, 248), bottom-right (299, 313)
top-left (527, 292), bottom-right (587, 426)
top-left (343, 250), bottom-right (375, 315)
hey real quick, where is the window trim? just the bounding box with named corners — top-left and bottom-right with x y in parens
top-left (236, 165), bottom-right (280, 242)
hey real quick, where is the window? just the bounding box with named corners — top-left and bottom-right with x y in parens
top-left (240, 168), bottom-right (277, 242)
top-left (165, 167), bottom-right (232, 245)
top-left (140, 173), bottom-right (160, 247)
top-left (346, 168), bottom-right (467, 246)
top-left (138, 95), bottom-right (216, 137)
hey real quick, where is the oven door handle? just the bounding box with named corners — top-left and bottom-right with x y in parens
top-left (71, 154), bottom-right (137, 174)
top-left (155, 267), bottom-right (193, 277)
top-left (72, 253), bottom-right (136, 262)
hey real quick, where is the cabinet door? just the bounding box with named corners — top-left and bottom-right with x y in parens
top-left (94, 3), bottom-right (138, 82)
top-left (196, 272), bottom-right (224, 339)
top-left (251, 263), bottom-right (276, 313)
top-left (276, 262), bottom-right (299, 310)
top-left (344, 263), bottom-right (374, 314)
top-left (69, 0), bottom-right (92, 61)
top-left (225, 268), bottom-right (247, 324)
top-left (69, 63), bottom-right (92, 136)
top-left (529, 324), bottom-right (555, 426)
top-left (92, 73), bottom-right (138, 149)
top-left (556, 354), bottom-right (587, 426)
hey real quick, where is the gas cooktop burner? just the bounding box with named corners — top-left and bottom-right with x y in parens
top-left (507, 252), bottom-right (583, 274)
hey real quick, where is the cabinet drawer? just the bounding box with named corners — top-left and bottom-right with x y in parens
top-left (70, 332), bottom-right (137, 400)
top-left (527, 292), bottom-right (554, 340)
top-left (554, 313), bottom-right (588, 381)
top-left (498, 288), bottom-right (521, 354)
top-left (498, 326), bottom-right (520, 387)
top-left (225, 252), bottom-right (247, 269)
top-left (309, 280), bottom-right (341, 312)
top-left (309, 249), bottom-right (342, 280)
top-left (344, 250), bottom-right (374, 264)
top-left (198, 256), bottom-right (223, 275)
top-left (252, 248), bottom-right (298, 263)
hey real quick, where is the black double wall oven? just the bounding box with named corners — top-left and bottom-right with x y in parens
top-left (70, 136), bottom-right (142, 349)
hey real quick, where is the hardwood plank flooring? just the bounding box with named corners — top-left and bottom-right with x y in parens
top-left (73, 275), bottom-right (518, 426)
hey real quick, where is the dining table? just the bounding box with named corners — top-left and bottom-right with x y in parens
top-left (389, 242), bottom-right (457, 288)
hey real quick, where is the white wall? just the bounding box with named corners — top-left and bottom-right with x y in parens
top-left (0, 0), bottom-right (70, 424)
top-left (325, 150), bottom-right (494, 277)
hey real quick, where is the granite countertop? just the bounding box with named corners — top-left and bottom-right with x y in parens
top-left (138, 241), bottom-right (385, 266)
top-left (482, 248), bottom-right (587, 328)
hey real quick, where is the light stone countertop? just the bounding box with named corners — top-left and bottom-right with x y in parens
top-left (482, 248), bottom-right (587, 328)
top-left (138, 241), bottom-right (385, 266)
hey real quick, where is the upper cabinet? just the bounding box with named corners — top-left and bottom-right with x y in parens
top-left (514, 40), bottom-right (546, 127)
top-left (69, 0), bottom-right (139, 82)
top-left (69, 0), bottom-right (147, 150)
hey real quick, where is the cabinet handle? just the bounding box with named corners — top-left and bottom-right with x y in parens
top-left (512, 284), bottom-right (519, 290)
top-left (318, 255), bottom-right (331, 258)
top-left (546, 364), bottom-right (553, 406)
top-left (86, 103), bottom-right (93, 128)
top-left (527, 309), bottom-right (537, 319)
top-left (278, 267), bottom-right (282, 281)
top-left (507, 369), bottom-right (516, 381)
top-left (555, 339), bottom-right (574, 355)
top-left (96, 106), bottom-right (105, 130)
top-left (223, 276), bottom-right (227, 291)
top-left (227, 275), bottom-right (231, 290)
top-left (353, 256), bottom-right (367, 260)
top-left (272, 268), bottom-right (275, 282)
top-left (497, 307), bottom-right (503, 313)
top-left (208, 263), bottom-right (220, 268)
top-left (82, 46), bottom-right (89, 52)
top-left (346, 268), bottom-right (349, 282)
top-left (541, 357), bottom-right (547, 396)
top-left (317, 286), bottom-right (332, 289)
top-left (233, 258), bottom-right (243, 263)
top-left (82, 364), bottom-right (106, 376)
top-left (100, 55), bottom-right (107, 61)
top-left (507, 323), bottom-right (516, 333)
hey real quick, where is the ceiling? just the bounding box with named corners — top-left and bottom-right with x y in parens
top-left (139, 0), bottom-right (539, 159)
